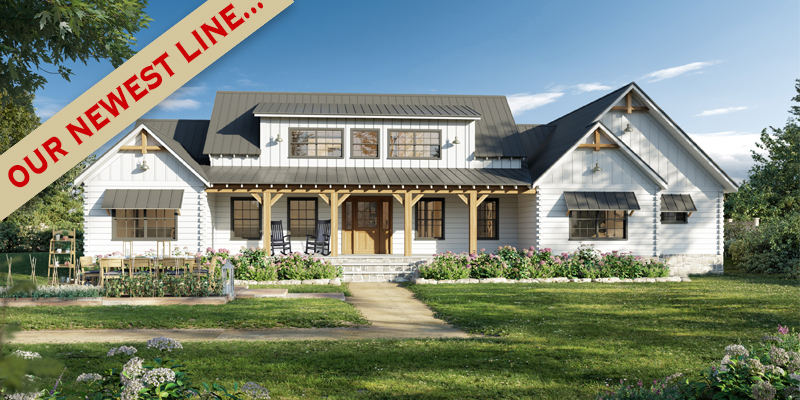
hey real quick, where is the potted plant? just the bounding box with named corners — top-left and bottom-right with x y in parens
top-left (55, 233), bottom-right (61, 240)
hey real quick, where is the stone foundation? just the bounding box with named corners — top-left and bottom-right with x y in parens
top-left (659, 254), bottom-right (724, 276)
top-left (328, 256), bottom-right (432, 283)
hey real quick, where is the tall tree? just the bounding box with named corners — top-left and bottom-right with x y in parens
top-left (725, 80), bottom-right (800, 221)
top-left (0, 0), bottom-right (151, 104)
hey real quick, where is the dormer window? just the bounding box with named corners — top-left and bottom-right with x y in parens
top-left (289, 128), bottom-right (343, 158)
top-left (388, 130), bottom-right (441, 159)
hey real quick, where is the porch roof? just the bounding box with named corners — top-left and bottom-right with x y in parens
top-left (201, 166), bottom-right (532, 187)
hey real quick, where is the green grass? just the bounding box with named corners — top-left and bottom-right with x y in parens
top-left (0, 252), bottom-right (66, 286)
top-left (1, 298), bottom-right (369, 330)
top-left (250, 283), bottom-right (353, 296)
top-left (7, 274), bottom-right (797, 399)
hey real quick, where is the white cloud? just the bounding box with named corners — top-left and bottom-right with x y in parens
top-left (157, 85), bottom-right (205, 111)
top-left (33, 96), bottom-right (65, 120)
top-left (236, 78), bottom-right (263, 87)
top-left (643, 62), bottom-right (713, 82)
top-left (506, 92), bottom-right (564, 115)
top-left (688, 131), bottom-right (764, 183)
top-left (696, 106), bottom-right (747, 117)
top-left (574, 83), bottom-right (612, 93)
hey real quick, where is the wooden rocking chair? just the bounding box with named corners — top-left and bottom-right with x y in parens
top-left (304, 219), bottom-right (331, 256)
top-left (271, 221), bottom-right (292, 256)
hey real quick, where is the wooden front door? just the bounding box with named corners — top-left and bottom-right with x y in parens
top-left (342, 197), bottom-right (392, 254)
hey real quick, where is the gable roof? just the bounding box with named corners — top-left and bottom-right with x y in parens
top-left (525, 85), bottom-right (630, 182)
top-left (203, 91), bottom-right (526, 158)
top-left (135, 119), bottom-right (210, 166)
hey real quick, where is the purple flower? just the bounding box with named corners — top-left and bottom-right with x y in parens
top-left (779, 325), bottom-right (790, 335)
top-left (480, 248), bottom-right (486, 253)
top-left (539, 261), bottom-right (546, 266)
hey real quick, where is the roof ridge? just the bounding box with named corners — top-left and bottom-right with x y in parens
top-left (547, 83), bottom-right (633, 125)
top-left (213, 90), bottom-right (509, 98)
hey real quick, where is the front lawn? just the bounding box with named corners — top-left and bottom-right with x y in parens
top-left (2, 298), bottom-right (369, 330)
top-left (6, 274), bottom-right (797, 399)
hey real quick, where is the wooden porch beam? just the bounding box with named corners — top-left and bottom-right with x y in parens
top-left (270, 193), bottom-right (283, 206)
top-left (392, 193), bottom-right (404, 205)
top-left (262, 192), bottom-right (271, 255)
top-left (330, 192), bottom-right (339, 257)
top-left (318, 193), bottom-right (330, 205)
top-left (337, 194), bottom-right (350, 207)
top-left (251, 193), bottom-right (262, 204)
top-left (404, 192), bottom-right (412, 256)
top-left (468, 191), bottom-right (477, 254)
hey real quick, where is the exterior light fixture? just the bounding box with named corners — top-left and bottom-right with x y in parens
top-left (275, 133), bottom-right (283, 143)
top-left (624, 123), bottom-right (633, 133)
top-left (592, 163), bottom-right (602, 172)
top-left (140, 160), bottom-right (150, 171)
top-left (452, 134), bottom-right (461, 145)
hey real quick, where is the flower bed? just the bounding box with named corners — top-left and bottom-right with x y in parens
top-left (205, 248), bottom-right (342, 281)
top-left (598, 326), bottom-right (800, 400)
top-left (0, 284), bottom-right (102, 300)
top-left (418, 245), bottom-right (670, 281)
top-left (102, 275), bottom-right (223, 298)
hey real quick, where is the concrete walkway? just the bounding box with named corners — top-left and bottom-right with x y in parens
top-left (9, 283), bottom-right (470, 344)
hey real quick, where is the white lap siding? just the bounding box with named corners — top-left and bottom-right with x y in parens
top-left (658, 188), bottom-right (723, 255)
top-left (517, 194), bottom-right (537, 250)
top-left (82, 151), bottom-right (209, 257)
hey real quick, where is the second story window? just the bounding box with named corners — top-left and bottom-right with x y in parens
top-left (388, 130), bottom-right (441, 159)
top-left (290, 128), bottom-right (343, 158)
top-left (351, 129), bottom-right (379, 159)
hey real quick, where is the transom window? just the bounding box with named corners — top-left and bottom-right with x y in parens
top-left (477, 199), bottom-right (499, 240)
top-left (289, 198), bottom-right (318, 237)
top-left (661, 212), bottom-right (688, 224)
top-left (231, 198), bottom-right (262, 240)
top-left (415, 199), bottom-right (444, 240)
top-left (290, 129), bottom-right (343, 158)
top-left (351, 129), bottom-right (379, 159)
top-left (388, 130), bottom-right (441, 159)
top-left (569, 211), bottom-right (627, 240)
top-left (113, 209), bottom-right (176, 241)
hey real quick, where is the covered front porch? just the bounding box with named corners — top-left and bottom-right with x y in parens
top-left (205, 182), bottom-right (536, 258)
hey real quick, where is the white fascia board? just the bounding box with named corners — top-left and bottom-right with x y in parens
top-left (74, 125), bottom-right (144, 185)
top-left (598, 85), bottom-right (738, 193)
top-left (254, 113), bottom-right (480, 120)
top-left (531, 123), bottom-right (668, 190)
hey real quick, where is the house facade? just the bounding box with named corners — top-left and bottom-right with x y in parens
top-left (75, 83), bottom-right (738, 278)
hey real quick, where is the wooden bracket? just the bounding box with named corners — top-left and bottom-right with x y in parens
top-left (318, 193), bottom-right (330, 205)
top-left (251, 193), bottom-right (262, 204)
top-left (457, 194), bottom-right (469, 205)
top-left (476, 194), bottom-right (489, 206)
top-left (392, 193), bottom-right (404, 205)
top-left (566, 210), bottom-right (571, 217)
top-left (337, 194), bottom-right (350, 207)
top-left (577, 129), bottom-right (619, 151)
top-left (610, 93), bottom-right (649, 113)
top-left (410, 193), bottom-right (425, 206)
top-left (120, 131), bottom-right (165, 153)
top-left (106, 209), bottom-right (111, 216)
top-left (687, 212), bottom-right (693, 217)
top-left (175, 209), bottom-right (181, 216)
top-left (629, 210), bottom-right (635, 216)
top-left (270, 193), bottom-right (283, 206)
top-left (627, 92), bottom-right (632, 114)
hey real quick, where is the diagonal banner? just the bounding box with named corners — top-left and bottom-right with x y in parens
top-left (0, 0), bottom-right (292, 219)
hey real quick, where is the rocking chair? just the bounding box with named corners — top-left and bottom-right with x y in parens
top-left (271, 221), bottom-right (292, 256)
top-left (304, 219), bottom-right (331, 256)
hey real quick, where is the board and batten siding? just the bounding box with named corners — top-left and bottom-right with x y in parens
top-left (81, 149), bottom-right (209, 257)
top-left (517, 194), bottom-right (537, 250)
top-left (208, 118), bottom-right (522, 169)
top-left (208, 194), bottom-right (519, 256)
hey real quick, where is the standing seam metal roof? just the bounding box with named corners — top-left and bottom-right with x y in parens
top-left (203, 92), bottom-right (525, 158)
top-left (253, 102), bottom-right (481, 118)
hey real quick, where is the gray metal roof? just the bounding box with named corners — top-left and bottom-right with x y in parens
top-left (134, 120), bottom-right (210, 182)
top-left (101, 189), bottom-right (184, 209)
top-left (136, 119), bottom-right (210, 166)
top-left (202, 166), bottom-right (531, 186)
top-left (203, 92), bottom-right (525, 158)
top-left (526, 84), bottom-right (631, 181)
top-left (253, 102), bottom-right (481, 118)
top-left (516, 124), bottom-right (555, 158)
top-left (564, 191), bottom-right (641, 211)
top-left (661, 194), bottom-right (697, 212)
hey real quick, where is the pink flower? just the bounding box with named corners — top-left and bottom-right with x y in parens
top-left (778, 325), bottom-right (789, 334)
top-left (539, 261), bottom-right (546, 266)
top-left (206, 247), bottom-right (213, 253)
top-left (480, 248), bottom-right (485, 253)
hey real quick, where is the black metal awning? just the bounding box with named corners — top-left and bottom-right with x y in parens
top-left (660, 194), bottom-right (697, 212)
top-left (100, 189), bottom-right (184, 209)
top-left (564, 191), bottom-right (641, 211)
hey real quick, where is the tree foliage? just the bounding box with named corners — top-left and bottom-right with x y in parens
top-left (725, 80), bottom-right (800, 221)
top-left (0, 0), bottom-right (151, 103)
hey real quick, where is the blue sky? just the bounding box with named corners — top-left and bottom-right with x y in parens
top-left (33, 0), bottom-right (798, 182)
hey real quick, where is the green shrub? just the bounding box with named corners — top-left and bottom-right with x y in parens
top-left (729, 212), bottom-right (800, 278)
top-left (418, 252), bottom-right (470, 280)
top-left (232, 247), bottom-right (277, 281)
top-left (101, 275), bottom-right (223, 298)
top-left (274, 253), bottom-right (341, 280)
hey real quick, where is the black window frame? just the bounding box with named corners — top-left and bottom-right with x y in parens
top-left (415, 198), bottom-right (445, 240)
top-left (288, 128), bottom-right (344, 159)
top-left (230, 197), bottom-right (263, 240)
top-left (477, 198), bottom-right (499, 240)
top-left (350, 128), bottom-right (380, 159)
top-left (387, 129), bottom-right (442, 160)
top-left (568, 210), bottom-right (628, 241)
top-left (660, 212), bottom-right (688, 224)
top-left (112, 209), bottom-right (178, 241)
top-left (288, 197), bottom-right (319, 238)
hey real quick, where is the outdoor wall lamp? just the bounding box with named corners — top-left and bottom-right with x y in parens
top-left (275, 133), bottom-right (284, 142)
top-left (592, 163), bottom-right (602, 172)
top-left (140, 160), bottom-right (150, 171)
top-left (624, 123), bottom-right (633, 133)
top-left (452, 134), bottom-right (461, 145)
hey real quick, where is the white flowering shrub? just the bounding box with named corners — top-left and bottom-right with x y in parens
top-left (0, 285), bottom-right (101, 300)
top-left (599, 326), bottom-right (800, 400)
top-left (107, 346), bottom-right (137, 357)
top-left (147, 337), bottom-right (183, 352)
